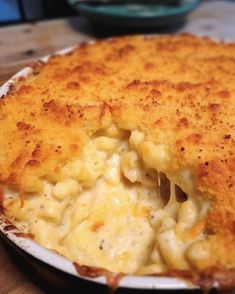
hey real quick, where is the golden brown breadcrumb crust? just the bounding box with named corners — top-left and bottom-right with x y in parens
top-left (1, 34), bottom-right (235, 287)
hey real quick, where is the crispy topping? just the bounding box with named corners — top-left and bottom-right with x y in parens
top-left (1, 35), bottom-right (235, 286)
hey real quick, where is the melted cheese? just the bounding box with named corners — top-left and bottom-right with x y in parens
top-left (3, 34), bottom-right (235, 276)
top-left (4, 130), bottom-right (210, 274)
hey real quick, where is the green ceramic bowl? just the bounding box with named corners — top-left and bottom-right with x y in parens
top-left (68, 0), bottom-right (201, 28)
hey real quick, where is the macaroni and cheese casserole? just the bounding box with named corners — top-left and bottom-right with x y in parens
top-left (1, 34), bottom-right (235, 289)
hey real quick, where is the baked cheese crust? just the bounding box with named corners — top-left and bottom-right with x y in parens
top-left (1, 34), bottom-right (235, 288)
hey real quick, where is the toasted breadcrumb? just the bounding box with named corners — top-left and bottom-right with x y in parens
top-left (1, 34), bottom-right (235, 282)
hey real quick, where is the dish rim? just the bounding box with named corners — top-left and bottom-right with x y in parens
top-left (0, 41), bottom-right (204, 291)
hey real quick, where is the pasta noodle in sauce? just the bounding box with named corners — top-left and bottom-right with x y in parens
top-left (1, 34), bottom-right (235, 291)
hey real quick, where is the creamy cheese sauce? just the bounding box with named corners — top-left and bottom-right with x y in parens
top-left (4, 128), bottom-right (210, 274)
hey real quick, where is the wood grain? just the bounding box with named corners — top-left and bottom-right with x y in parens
top-left (0, 240), bottom-right (43, 294)
top-left (0, 17), bottom-right (93, 86)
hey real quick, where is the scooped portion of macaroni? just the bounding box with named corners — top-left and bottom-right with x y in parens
top-left (2, 35), bottom-right (235, 288)
top-left (4, 126), bottom-right (210, 274)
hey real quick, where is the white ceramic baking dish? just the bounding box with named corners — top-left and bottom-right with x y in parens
top-left (0, 44), bottom-right (195, 292)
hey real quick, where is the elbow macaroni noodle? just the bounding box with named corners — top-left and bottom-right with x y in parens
top-left (4, 127), bottom-right (210, 274)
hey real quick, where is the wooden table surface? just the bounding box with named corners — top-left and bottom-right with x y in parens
top-left (1, 1), bottom-right (235, 293)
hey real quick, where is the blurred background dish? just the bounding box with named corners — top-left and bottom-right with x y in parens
top-left (72, 0), bottom-right (181, 4)
top-left (68, 0), bottom-right (200, 28)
